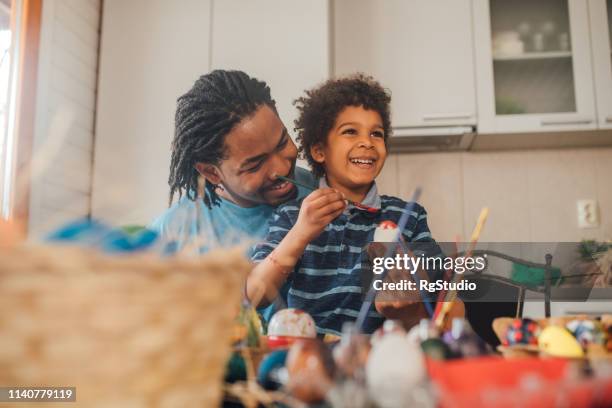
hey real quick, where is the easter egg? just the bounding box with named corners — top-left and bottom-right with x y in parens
top-left (374, 221), bottom-right (399, 242)
top-left (267, 308), bottom-right (317, 348)
top-left (566, 319), bottom-right (606, 349)
top-left (286, 339), bottom-right (335, 403)
top-left (366, 334), bottom-right (427, 408)
top-left (538, 326), bottom-right (584, 358)
top-left (503, 318), bottom-right (540, 346)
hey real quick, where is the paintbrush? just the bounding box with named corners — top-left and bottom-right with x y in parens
top-left (434, 207), bottom-right (489, 328)
top-left (275, 175), bottom-right (379, 213)
top-left (355, 187), bottom-right (423, 331)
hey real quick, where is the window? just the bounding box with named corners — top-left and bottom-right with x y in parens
top-left (0, 0), bottom-right (41, 227)
top-left (0, 0), bottom-right (12, 219)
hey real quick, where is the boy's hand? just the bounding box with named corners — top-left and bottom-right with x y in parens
top-left (294, 188), bottom-right (346, 243)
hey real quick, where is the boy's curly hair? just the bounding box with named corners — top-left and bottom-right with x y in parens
top-left (293, 73), bottom-right (392, 178)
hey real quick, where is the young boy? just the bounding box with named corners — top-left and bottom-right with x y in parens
top-left (247, 75), bottom-right (438, 335)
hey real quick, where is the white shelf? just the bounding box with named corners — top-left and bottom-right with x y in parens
top-left (493, 51), bottom-right (573, 61)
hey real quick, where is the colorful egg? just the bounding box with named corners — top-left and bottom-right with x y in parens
top-left (566, 319), bottom-right (606, 349)
top-left (538, 326), bottom-right (584, 358)
top-left (374, 220), bottom-right (399, 242)
top-left (267, 308), bottom-right (317, 340)
top-left (503, 318), bottom-right (540, 346)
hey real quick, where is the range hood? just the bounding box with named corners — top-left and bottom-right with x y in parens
top-left (388, 126), bottom-right (475, 152)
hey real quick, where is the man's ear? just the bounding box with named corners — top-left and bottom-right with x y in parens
top-left (194, 162), bottom-right (222, 185)
top-left (310, 143), bottom-right (325, 164)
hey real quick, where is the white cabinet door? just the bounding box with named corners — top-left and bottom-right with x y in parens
top-left (473, 0), bottom-right (597, 134)
top-left (210, 0), bottom-right (330, 132)
top-left (589, 0), bottom-right (612, 129)
top-left (334, 0), bottom-right (477, 129)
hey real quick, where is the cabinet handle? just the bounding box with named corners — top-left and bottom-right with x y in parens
top-left (540, 118), bottom-right (593, 126)
top-left (423, 113), bottom-right (473, 121)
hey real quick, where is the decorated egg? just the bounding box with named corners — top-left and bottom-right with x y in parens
top-left (538, 326), bottom-right (584, 358)
top-left (374, 220), bottom-right (399, 242)
top-left (286, 339), bottom-right (335, 403)
top-left (267, 308), bottom-right (317, 348)
top-left (566, 319), bottom-right (606, 349)
top-left (503, 318), bottom-right (540, 346)
top-left (366, 334), bottom-right (428, 408)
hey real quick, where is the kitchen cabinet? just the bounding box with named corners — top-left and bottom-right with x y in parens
top-left (210, 0), bottom-right (330, 132)
top-left (473, 0), bottom-right (597, 134)
top-left (589, 0), bottom-right (612, 129)
top-left (333, 0), bottom-right (477, 130)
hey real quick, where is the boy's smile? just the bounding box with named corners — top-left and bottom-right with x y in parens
top-left (311, 105), bottom-right (387, 203)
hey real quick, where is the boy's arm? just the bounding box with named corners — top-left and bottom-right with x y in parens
top-left (247, 188), bottom-right (346, 307)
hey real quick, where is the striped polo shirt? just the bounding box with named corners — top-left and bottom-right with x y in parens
top-left (251, 180), bottom-right (437, 336)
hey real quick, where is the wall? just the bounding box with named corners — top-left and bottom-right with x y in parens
top-left (91, 0), bottom-right (211, 226)
top-left (377, 147), bottom-right (612, 243)
top-left (91, 0), bottom-right (330, 226)
top-left (210, 0), bottom-right (330, 134)
top-left (28, 0), bottom-right (101, 238)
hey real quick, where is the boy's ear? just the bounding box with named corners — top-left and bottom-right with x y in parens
top-left (194, 162), bottom-right (222, 185)
top-left (310, 143), bottom-right (325, 164)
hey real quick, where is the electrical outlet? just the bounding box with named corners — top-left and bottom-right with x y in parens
top-left (577, 199), bottom-right (599, 228)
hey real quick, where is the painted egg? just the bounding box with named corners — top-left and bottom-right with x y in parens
top-left (286, 339), bottom-right (335, 403)
top-left (374, 221), bottom-right (399, 242)
top-left (538, 326), bottom-right (584, 358)
top-left (366, 334), bottom-right (427, 408)
top-left (268, 308), bottom-right (317, 339)
top-left (503, 318), bottom-right (540, 346)
top-left (566, 319), bottom-right (606, 349)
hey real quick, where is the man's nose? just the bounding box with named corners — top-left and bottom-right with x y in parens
top-left (268, 153), bottom-right (291, 180)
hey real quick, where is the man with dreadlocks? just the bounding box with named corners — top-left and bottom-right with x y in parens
top-left (151, 70), bottom-right (316, 251)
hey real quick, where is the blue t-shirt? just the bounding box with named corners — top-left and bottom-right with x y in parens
top-left (150, 167), bottom-right (316, 251)
top-left (150, 167), bottom-right (315, 321)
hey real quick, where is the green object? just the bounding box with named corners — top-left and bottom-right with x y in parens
top-left (511, 263), bottom-right (562, 288)
top-left (120, 225), bottom-right (147, 235)
top-left (420, 338), bottom-right (451, 361)
top-left (224, 352), bottom-right (247, 383)
top-left (578, 240), bottom-right (611, 260)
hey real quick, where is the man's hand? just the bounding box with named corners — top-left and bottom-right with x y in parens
top-left (293, 188), bottom-right (346, 243)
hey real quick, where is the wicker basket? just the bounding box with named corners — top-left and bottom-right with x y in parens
top-left (0, 244), bottom-right (249, 408)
